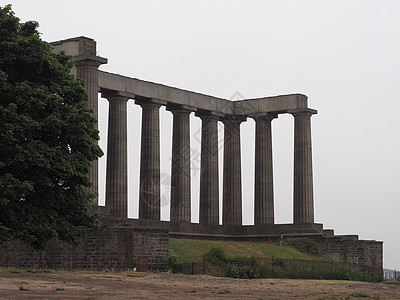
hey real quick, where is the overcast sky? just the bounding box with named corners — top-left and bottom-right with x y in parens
top-left (8, 0), bottom-right (400, 269)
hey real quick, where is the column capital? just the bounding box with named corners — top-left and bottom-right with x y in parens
top-left (74, 54), bottom-right (108, 68)
top-left (253, 113), bottom-right (279, 122)
top-left (197, 114), bottom-right (220, 121)
top-left (166, 105), bottom-right (194, 115)
top-left (222, 115), bottom-right (247, 124)
top-left (101, 91), bottom-right (130, 102)
top-left (135, 99), bottom-right (163, 109)
top-left (289, 108), bottom-right (317, 118)
top-left (195, 110), bottom-right (224, 120)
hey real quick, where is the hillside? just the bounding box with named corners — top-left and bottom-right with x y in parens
top-left (169, 238), bottom-right (317, 262)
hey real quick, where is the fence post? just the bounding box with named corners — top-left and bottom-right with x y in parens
top-left (271, 256), bottom-right (274, 278)
top-left (292, 257), bottom-right (295, 278)
top-left (203, 260), bottom-right (206, 274)
top-left (191, 262), bottom-right (194, 275)
top-left (312, 258), bottom-right (315, 278)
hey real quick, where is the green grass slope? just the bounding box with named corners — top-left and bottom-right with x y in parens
top-left (169, 238), bottom-right (317, 263)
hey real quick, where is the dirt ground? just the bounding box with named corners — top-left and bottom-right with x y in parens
top-left (0, 271), bottom-right (399, 299)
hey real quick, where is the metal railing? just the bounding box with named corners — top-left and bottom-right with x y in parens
top-left (172, 257), bottom-right (382, 282)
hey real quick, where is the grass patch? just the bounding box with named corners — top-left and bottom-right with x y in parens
top-left (327, 280), bottom-right (366, 285)
top-left (169, 238), bottom-right (317, 263)
top-left (350, 291), bottom-right (370, 298)
top-left (219, 289), bottom-right (231, 294)
top-left (0, 267), bottom-right (52, 274)
top-left (26, 268), bottom-right (51, 273)
top-left (18, 284), bottom-right (30, 291)
top-left (170, 239), bottom-right (382, 282)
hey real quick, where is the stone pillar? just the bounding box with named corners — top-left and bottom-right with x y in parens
top-left (291, 108), bottom-right (317, 224)
top-left (254, 114), bottom-right (277, 225)
top-left (169, 108), bottom-right (192, 223)
top-left (222, 117), bottom-right (245, 226)
top-left (138, 101), bottom-right (162, 220)
top-left (75, 49), bottom-right (107, 208)
top-left (103, 93), bottom-right (129, 218)
top-left (198, 113), bottom-right (220, 225)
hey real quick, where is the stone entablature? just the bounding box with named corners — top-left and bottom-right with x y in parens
top-left (98, 70), bottom-right (310, 116)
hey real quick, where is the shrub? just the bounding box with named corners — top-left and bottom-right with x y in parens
top-left (203, 247), bottom-right (228, 264)
top-left (167, 249), bottom-right (182, 272)
top-left (272, 258), bottom-right (285, 268)
top-left (350, 291), bottom-right (370, 298)
top-left (284, 238), bottom-right (320, 256)
top-left (225, 257), bottom-right (260, 279)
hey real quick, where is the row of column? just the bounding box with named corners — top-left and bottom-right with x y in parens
top-left (103, 95), bottom-right (316, 225)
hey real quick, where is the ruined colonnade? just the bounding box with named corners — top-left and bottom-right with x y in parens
top-left (52, 37), bottom-right (317, 226)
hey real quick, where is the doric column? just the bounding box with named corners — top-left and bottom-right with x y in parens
top-left (103, 93), bottom-right (129, 218)
top-left (138, 100), bottom-right (162, 220)
top-left (75, 49), bottom-right (107, 208)
top-left (51, 38), bottom-right (107, 208)
top-left (198, 113), bottom-right (220, 225)
top-left (222, 116), bottom-right (245, 226)
top-left (290, 108), bottom-right (317, 224)
top-left (254, 114), bottom-right (277, 225)
top-left (168, 107), bottom-right (192, 223)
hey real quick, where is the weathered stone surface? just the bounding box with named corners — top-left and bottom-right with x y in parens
top-left (169, 108), bottom-right (192, 223)
top-left (97, 71), bottom-right (308, 116)
top-left (138, 101), bottom-right (161, 220)
top-left (104, 93), bottom-right (129, 218)
top-left (290, 108), bottom-right (317, 224)
top-left (0, 217), bottom-right (169, 270)
top-left (319, 238), bottom-right (383, 274)
top-left (198, 113), bottom-right (220, 225)
top-left (222, 117), bottom-right (245, 226)
top-left (254, 114), bottom-right (277, 225)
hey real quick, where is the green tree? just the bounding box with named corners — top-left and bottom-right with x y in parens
top-left (0, 5), bottom-right (103, 249)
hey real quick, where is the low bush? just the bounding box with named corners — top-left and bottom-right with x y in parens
top-left (203, 247), bottom-right (228, 264)
top-left (224, 257), bottom-right (259, 279)
top-left (284, 238), bottom-right (320, 256)
top-left (167, 249), bottom-right (182, 272)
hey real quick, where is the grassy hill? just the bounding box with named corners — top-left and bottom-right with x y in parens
top-left (169, 238), bottom-right (381, 282)
top-left (169, 238), bottom-right (317, 263)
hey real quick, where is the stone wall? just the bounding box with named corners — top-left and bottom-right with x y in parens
top-left (319, 237), bottom-right (383, 274)
top-left (0, 216), bottom-right (382, 276)
top-left (0, 220), bottom-right (169, 270)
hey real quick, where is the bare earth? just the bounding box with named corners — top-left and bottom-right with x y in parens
top-left (1, 271), bottom-right (400, 299)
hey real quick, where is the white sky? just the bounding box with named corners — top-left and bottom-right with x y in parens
top-left (8, 0), bottom-right (400, 269)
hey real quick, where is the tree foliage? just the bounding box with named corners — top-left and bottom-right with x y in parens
top-left (0, 5), bottom-right (103, 249)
